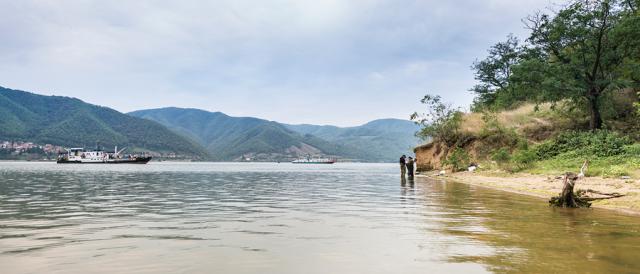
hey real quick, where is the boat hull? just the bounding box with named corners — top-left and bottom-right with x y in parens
top-left (292, 163), bottom-right (335, 164)
top-left (291, 161), bottom-right (336, 164)
top-left (57, 157), bottom-right (152, 164)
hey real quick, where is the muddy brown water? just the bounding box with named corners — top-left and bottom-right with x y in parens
top-left (1, 162), bottom-right (639, 273)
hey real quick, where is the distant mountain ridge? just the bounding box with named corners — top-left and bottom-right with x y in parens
top-left (0, 86), bottom-right (208, 158)
top-left (130, 107), bottom-right (422, 162)
top-left (129, 107), bottom-right (379, 161)
top-left (284, 119), bottom-right (421, 162)
top-left (0, 85), bottom-right (422, 162)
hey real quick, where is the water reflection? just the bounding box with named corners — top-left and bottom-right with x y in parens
top-left (0, 162), bottom-right (638, 273)
top-left (421, 178), bottom-right (640, 273)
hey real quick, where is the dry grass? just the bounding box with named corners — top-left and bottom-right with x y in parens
top-left (460, 103), bottom-right (554, 136)
top-left (460, 112), bottom-right (484, 134)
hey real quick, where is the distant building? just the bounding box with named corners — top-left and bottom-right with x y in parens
top-left (0, 140), bottom-right (64, 154)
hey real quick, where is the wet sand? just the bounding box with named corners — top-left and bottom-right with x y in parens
top-left (419, 171), bottom-right (640, 216)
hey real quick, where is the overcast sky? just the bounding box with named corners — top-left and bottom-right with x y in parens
top-left (0, 0), bottom-right (551, 126)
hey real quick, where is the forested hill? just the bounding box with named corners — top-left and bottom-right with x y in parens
top-left (284, 119), bottom-right (422, 161)
top-left (128, 107), bottom-right (375, 161)
top-left (129, 108), bottom-right (420, 162)
top-left (0, 86), bottom-right (208, 158)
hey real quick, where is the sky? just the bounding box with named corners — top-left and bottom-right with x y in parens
top-left (0, 0), bottom-right (552, 126)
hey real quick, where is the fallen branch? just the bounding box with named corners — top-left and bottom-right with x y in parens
top-left (578, 189), bottom-right (625, 201)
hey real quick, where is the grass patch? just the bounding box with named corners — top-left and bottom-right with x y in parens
top-left (525, 145), bottom-right (640, 177)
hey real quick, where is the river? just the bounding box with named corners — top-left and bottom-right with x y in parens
top-left (0, 162), bottom-right (638, 273)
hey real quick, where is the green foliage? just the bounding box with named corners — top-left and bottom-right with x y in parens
top-left (471, 35), bottom-right (526, 110)
top-left (473, 111), bottom-right (528, 160)
top-left (601, 165), bottom-right (630, 177)
top-left (0, 87), bottom-right (209, 158)
top-left (481, 130), bottom-right (638, 175)
top-left (512, 149), bottom-right (538, 170)
top-left (491, 148), bottom-right (511, 163)
top-left (524, 0), bottom-right (638, 129)
top-left (473, 0), bottom-right (640, 129)
top-left (534, 130), bottom-right (632, 159)
top-left (528, 145), bottom-right (640, 177)
top-left (625, 143), bottom-right (640, 155)
top-left (479, 112), bottom-right (522, 147)
top-left (412, 95), bottom-right (463, 146)
top-left (635, 92), bottom-right (640, 116)
top-left (443, 147), bottom-right (470, 172)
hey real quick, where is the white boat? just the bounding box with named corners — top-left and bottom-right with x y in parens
top-left (292, 157), bottom-right (336, 164)
top-left (57, 146), bottom-right (151, 164)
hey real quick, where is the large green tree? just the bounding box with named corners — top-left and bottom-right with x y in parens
top-left (470, 35), bottom-right (524, 110)
top-left (523, 0), bottom-right (636, 130)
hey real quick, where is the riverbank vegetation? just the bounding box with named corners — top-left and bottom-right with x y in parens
top-left (413, 0), bottom-right (640, 181)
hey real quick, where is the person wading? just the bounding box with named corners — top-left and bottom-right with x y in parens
top-left (406, 157), bottom-right (415, 178)
top-left (399, 155), bottom-right (407, 177)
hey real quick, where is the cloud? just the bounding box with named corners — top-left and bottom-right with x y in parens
top-left (0, 0), bottom-right (551, 126)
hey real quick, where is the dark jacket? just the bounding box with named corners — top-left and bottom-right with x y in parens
top-left (406, 159), bottom-right (414, 170)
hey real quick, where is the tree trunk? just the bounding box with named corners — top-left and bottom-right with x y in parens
top-left (588, 94), bottom-right (602, 130)
top-left (549, 172), bottom-right (591, 208)
top-left (558, 173), bottom-right (578, 207)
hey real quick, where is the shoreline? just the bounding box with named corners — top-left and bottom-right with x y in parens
top-left (418, 171), bottom-right (640, 216)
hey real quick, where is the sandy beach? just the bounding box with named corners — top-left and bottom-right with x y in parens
top-left (419, 171), bottom-right (640, 216)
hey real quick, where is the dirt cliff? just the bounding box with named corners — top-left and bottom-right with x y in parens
top-left (414, 139), bottom-right (483, 172)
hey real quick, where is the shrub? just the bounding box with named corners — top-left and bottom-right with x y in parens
top-left (491, 148), bottom-right (511, 163)
top-left (479, 112), bottom-right (521, 147)
top-left (624, 144), bottom-right (640, 156)
top-left (444, 147), bottom-right (470, 172)
top-left (534, 130), bottom-right (632, 160)
top-left (512, 149), bottom-right (537, 170)
top-left (412, 95), bottom-right (463, 147)
top-left (516, 139), bottom-right (529, 151)
top-left (476, 111), bottom-right (529, 161)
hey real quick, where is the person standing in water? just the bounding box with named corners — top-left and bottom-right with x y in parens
top-left (406, 157), bottom-right (415, 178)
top-left (399, 155), bottom-right (407, 177)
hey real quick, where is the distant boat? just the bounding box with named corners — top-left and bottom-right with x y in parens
top-left (57, 146), bottom-right (151, 164)
top-left (292, 157), bottom-right (336, 164)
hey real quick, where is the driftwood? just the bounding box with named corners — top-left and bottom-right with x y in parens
top-left (578, 189), bottom-right (625, 201)
top-left (549, 172), bottom-right (591, 208)
top-left (549, 160), bottom-right (626, 208)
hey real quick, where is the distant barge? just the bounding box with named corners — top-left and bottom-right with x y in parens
top-left (57, 147), bottom-right (151, 164)
top-left (291, 157), bottom-right (336, 164)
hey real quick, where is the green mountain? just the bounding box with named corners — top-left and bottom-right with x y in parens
top-left (128, 107), bottom-right (378, 161)
top-left (0, 86), bottom-right (208, 158)
top-left (129, 108), bottom-right (422, 162)
top-left (284, 119), bottom-right (422, 161)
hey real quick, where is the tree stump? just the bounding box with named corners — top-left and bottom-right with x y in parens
top-left (549, 172), bottom-right (591, 208)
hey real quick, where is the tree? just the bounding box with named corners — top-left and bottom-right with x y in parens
top-left (411, 94), bottom-right (462, 147)
top-left (624, 0), bottom-right (639, 11)
top-left (470, 35), bottom-right (525, 110)
top-left (523, 0), bottom-right (632, 130)
top-left (615, 2), bottom-right (640, 86)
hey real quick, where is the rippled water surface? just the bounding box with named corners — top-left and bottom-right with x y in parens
top-left (1, 162), bottom-right (639, 273)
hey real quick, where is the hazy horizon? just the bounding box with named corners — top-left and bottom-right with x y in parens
top-left (0, 0), bottom-right (550, 126)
